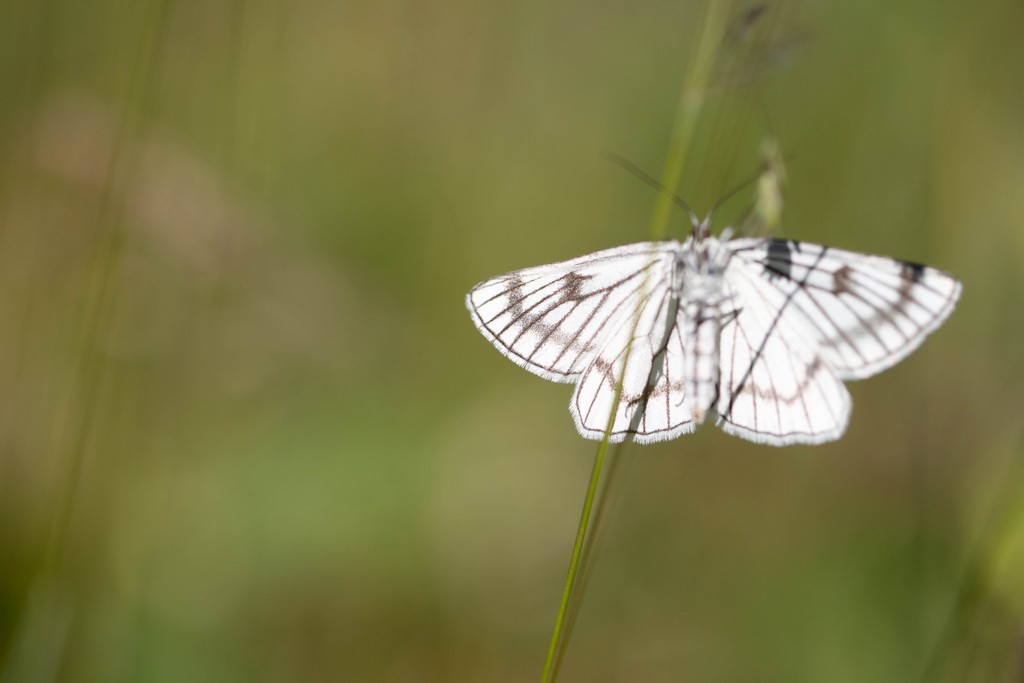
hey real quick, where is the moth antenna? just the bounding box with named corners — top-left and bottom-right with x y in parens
top-left (706, 146), bottom-right (796, 230)
top-left (705, 164), bottom-right (766, 226)
top-left (600, 151), bottom-right (702, 234)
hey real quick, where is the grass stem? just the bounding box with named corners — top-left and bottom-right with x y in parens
top-left (539, 2), bottom-right (731, 680)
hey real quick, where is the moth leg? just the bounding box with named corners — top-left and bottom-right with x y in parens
top-left (720, 307), bottom-right (742, 328)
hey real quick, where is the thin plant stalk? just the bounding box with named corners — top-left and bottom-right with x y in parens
top-left (539, 435), bottom-right (615, 683)
top-left (0, 4), bottom-right (170, 682)
top-left (539, 2), bottom-right (732, 680)
top-left (42, 0), bottom-right (170, 572)
top-left (549, 441), bottom-right (629, 679)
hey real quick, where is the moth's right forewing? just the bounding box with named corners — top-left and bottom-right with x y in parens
top-left (466, 243), bottom-right (671, 383)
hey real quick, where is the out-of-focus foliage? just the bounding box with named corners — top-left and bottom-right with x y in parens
top-left (0, 0), bottom-right (1022, 681)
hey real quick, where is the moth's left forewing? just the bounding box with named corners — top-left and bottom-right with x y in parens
top-left (724, 238), bottom-right (961, 380)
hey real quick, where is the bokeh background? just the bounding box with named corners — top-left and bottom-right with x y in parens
top-left (1, 0), bottom-right (1023, 681)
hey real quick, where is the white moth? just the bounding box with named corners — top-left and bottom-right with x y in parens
top-left (466, 222), bottom-right (961, 445)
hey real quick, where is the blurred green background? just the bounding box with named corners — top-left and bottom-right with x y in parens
top-left (1, 0), bottom-right (1023, 681)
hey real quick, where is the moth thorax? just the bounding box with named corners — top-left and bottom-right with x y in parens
top-left (682, 300), bottom-right (721, 424)
top-left (679, 239), bottom-right (729, 302)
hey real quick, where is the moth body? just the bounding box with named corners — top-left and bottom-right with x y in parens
top-left (466, 232), bottom-right (960, 446)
